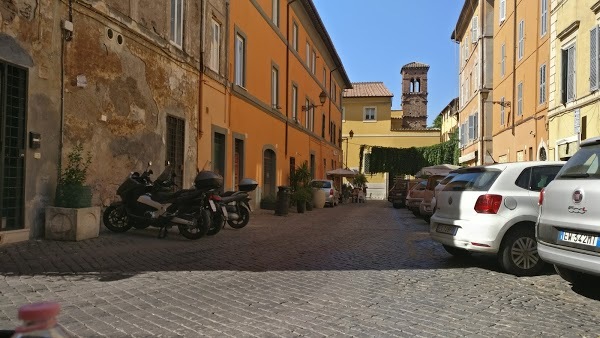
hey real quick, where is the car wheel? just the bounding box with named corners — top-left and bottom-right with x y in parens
top-left (554, 265), bottom-right (598, 287)
top-left (499, 227), bottom-right (545, 276)
top-left (442, 245), bottom-right (471, 257)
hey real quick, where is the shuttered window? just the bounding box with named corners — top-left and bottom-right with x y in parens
top-left (518, 20), bottom-right (525, 60)
top-left (472, 16), bottom-right (479, 43)
top-left (517, 82), bottom-right (523, 116)
top-left (500, 97), bottom-right (505, 125)
top-left (540, 0), bottom-right (548, 36)
top-left (591, 27), bottom-right (599, 91)
top-left (499, 0), bottom-right (506, 23)
top-left (562, 45), bottom-right (576, 103)
top-left (539, 64), bottom-right (547, 104)
top-left (501, 44), bottom-right (506, 76)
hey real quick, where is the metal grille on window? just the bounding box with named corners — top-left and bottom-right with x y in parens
top-left (166, 116), bottom-right (185, 188)
top-left (591, 27), bottom-right (598, 91)
top-left (364, 154), bottom-right (371, 174)
top-left (567, 46), bottom-right (575, 102)
top-left (1, 64), bottom-right (27, 230)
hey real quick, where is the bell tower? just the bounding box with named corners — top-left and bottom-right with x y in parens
top-left (401, 62), bottom-right (429, 129)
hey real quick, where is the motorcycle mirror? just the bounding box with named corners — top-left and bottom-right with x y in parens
top-left (165, 160), bottom-right (171, 166)
top-left (147, 161), bottom-right (152, 167)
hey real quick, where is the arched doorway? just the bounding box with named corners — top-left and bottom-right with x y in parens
top-left (263, 149), bottom-right (276, 197)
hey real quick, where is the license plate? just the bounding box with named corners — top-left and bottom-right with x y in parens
top-left (436, 224), bottom-right (458, 235)
top-left (208, 200), bottom-right (217, 212)
top-left (559, 231), bottom-right (599, 247)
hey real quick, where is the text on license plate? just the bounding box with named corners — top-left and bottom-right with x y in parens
top-left (436, 224), bottom-right (458, 235)
top-left (559, 231), bottom-right (599, 247)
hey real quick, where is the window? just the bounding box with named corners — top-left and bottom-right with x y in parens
top-left (333, 83), bottom-right (337, 104)
top-left (323, 67), bottom-right (327, 85)
top-left (304, 98), bottom-right (310, 128)
top-left (364, 154), bottom-right (371, 174)
top-left (342, 107), bottom-right (346, 122)
top-left (170, 0), bottom-right (184, 47)
top-left (472, 16), bottom-right (479, 43)
top-left (309, 106), bottom-right (314, 132)
top-left (364, 107), bottom-right (376, 121)
top-left (213, 132), bottom-right (226, 177)
top-left (167, 116), bottom-right (185, 188)
top-left (468, 113), bottom-right (478, 140)
top-left (541, 0), bottom-right (548, 36)
top-left (517, 82), bottom-right (523, 116)
top-left (321, 114), bottom-right (325, 137)
top-left (539, 64), bottom-right (546, 104)
top-left (501, 43), bottom-right (506, 76)
top-left (499, 0), bottom-right (506, 23)
top-left (516, 166), bottom-right (561, 191)
top-left (500, 97), bottom-right (505, 125)
top-left (591, 26), bottom-right (599, 91)
top-left (209, 19), bottom-right (221, 72)
top-left (518, 20), bottom-right (525, 60)
top-left (474, 63), bottom-right (479, 91)
top-left (306, 41), bottom-right (311, 68)
top-left (272, 0), bottom-right (279, 26)
top-left (562, 45), bottom-right (576, 103)
top-left (292, 85), bottom-right (298, 120)
top-left (235, 33), bottom-right (246, 87)
top-left (582, 115), bottom-right (588, 140)
top-left (292, 22), bottom-right (298, 51)
top-left (311, 50), bottom-right (316, 74)
top-left (271, 66), bottom-right (279, 108)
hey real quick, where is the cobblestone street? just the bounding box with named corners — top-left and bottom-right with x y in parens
top-left (1, 200), bottom-right (600, 337)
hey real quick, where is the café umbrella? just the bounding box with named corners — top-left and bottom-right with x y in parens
top-left (326, 168), bottom-right (358, 178)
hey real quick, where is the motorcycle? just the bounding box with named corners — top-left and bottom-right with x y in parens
top-left (103, 162), bottom-right (218, 240)
top-left (218, 178), bottom-right (258, 229)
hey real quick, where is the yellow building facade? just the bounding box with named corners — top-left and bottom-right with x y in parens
top-left (343, 82), bottom-right (440, 200)
top-left (492, 0), bottom-right (550, 163)
top-left (547, 0), bottom-right (600, 160)
top-left (221, 0), bottom-right (351, 205)
top-left (439, 98), bottom-right (459, 142)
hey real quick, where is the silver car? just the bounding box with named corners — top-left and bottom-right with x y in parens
top-left (537, 137), bottom-right (600, 287)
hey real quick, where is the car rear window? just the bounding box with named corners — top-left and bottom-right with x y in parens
top-left (556, 144), bottom-right (600, 180)
top-left (443, 169), bottom-right (501, 192)
top-left (439, 173), bottom-right (457, 185)
top-left (311, 181), bottom-right (331, 188)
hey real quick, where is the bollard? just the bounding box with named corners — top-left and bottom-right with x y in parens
top-left (274, 186), bottom-right (290, 216)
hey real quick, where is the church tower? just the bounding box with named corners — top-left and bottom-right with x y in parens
top-left (401, 62), bottom-right (429, 129)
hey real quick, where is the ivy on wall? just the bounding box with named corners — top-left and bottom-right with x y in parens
top-left (359, 131), bottom-right (459, 176)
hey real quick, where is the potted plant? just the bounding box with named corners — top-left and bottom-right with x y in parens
top-left (293, 187), bottom-right (311, 213)
top-left (45, 144), bottom-right (101, 241)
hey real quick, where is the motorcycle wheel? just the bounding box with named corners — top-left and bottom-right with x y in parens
top-left (103, 205), bottom-right (133, 233)
top-left (178, 209), bottom-right (210, 240)
top-left (207, 211), bottom-right (224, 236)
top-left (227, 206), bottom-right (250, 229)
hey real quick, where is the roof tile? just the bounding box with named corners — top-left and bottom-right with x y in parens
top-left (343, 82), bottom-right (394, 98)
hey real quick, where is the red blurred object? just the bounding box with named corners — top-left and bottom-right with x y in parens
top-left (474, 194), bottom-right (502, 214)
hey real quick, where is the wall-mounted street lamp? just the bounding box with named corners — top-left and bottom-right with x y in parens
top-left (481, 90), bottom-right (511, 108)
top-left (302, 90), bottom-right (327, 111)
top-left (341, 129), bottom-right (354, 168)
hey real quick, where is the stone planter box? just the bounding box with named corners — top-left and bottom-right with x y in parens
top-left (45, 206), bottom-right (101, 241)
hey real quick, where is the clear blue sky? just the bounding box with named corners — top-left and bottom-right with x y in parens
top-left (312, 0), bottom-right (463, 126)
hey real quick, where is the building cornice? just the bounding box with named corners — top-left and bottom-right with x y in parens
top-left (591, 1), bottom-right (600, 14)
top-left (557, 20), bottom-right (580, 41)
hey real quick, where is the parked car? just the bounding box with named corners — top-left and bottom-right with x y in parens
top-left (430, 161), bottom-right (564, 276)
top-left (388, 178), bottom-right (410, 208)
top-left (310, 179), bottom-right (339, 207)
top-left (418, 175), bottom-right (446, 221)
top-left (405, 180), bottom-right (427, 216)
top-left (429, 170), bottom-right (460, 218)
top-left (537, 137), bottom-right (600, 287)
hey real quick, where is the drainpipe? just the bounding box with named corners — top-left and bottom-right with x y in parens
top-left (511, 0), bottom-right (517, 138)
top-left (198, 0), bottom-right (206, 143)
top-left (285, 0), bottom-right (298, 158)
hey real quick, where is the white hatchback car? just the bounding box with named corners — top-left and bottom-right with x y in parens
top-left (430, 161), bottom-right (564, 276)
top-left (537, 137), bottom-right (600, 287)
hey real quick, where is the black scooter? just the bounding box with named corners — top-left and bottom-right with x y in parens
top-left (103, 163), bottom-right (212, 239)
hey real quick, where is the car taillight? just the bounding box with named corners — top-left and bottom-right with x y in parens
top-left (474, 194), bottom-right (502, 214)
top-left (538, 188), bottom-right (544, 206)
top-left (329, 188), bottom-right (334, 196)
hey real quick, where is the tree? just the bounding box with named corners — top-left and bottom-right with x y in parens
top-left (431, 114), bottom-right (442, 129)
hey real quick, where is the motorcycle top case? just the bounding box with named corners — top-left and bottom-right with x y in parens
top-left (194, 170), bottom-right (223, 189)
top-left (239, 178), bottom-right (258, 192)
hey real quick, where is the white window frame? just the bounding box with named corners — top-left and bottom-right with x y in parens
top-left (292, 22), bottom-right (298, 51)
top-left (235, 33), bottom-right (246, 87)
top-left (342, 107), bottom-right (346, 122)
top-left (272, 0), bottom-right (279, 27)
top-left (271, 66), bottom-right (279, 108)
top-left (472, 16), bottom-right (479, 43)
top-left (170, 0), bottom-right (184, 47)
top-left (591, 26), bottom-right (599, 91)
top-left (304, 98), bottom-right (310, 128)
top-left (209, 18), bottom-right (221, 72)
top-left (517, 82), bottom-right (523, 116)
top-left (499, 0), bottom-right (506, 23)
top-left (363, 106), bottom-right (376, 121)
top-left (540, 0), bottom-right (548, 36)
top-left (306, 41), bottom-right (311, 68)
top-left (562, 44), bottom-right (576, 103)
top-left (539, 64), bottom-right (547, 104)
top-left (292, 85), bottom-right (298, 120)
top-left (311, 50), bottom-right (316, 74)
top-left (518, 20), bottom-right (525, 60)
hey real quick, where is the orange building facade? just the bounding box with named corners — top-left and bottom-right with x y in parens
top-left (221, 0), bottom-right (351, 205)
top-left (492, 0), bottom-right (550, 162)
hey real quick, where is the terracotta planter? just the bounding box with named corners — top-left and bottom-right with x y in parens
top-left (313, 190), bottom-right (326, 208)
